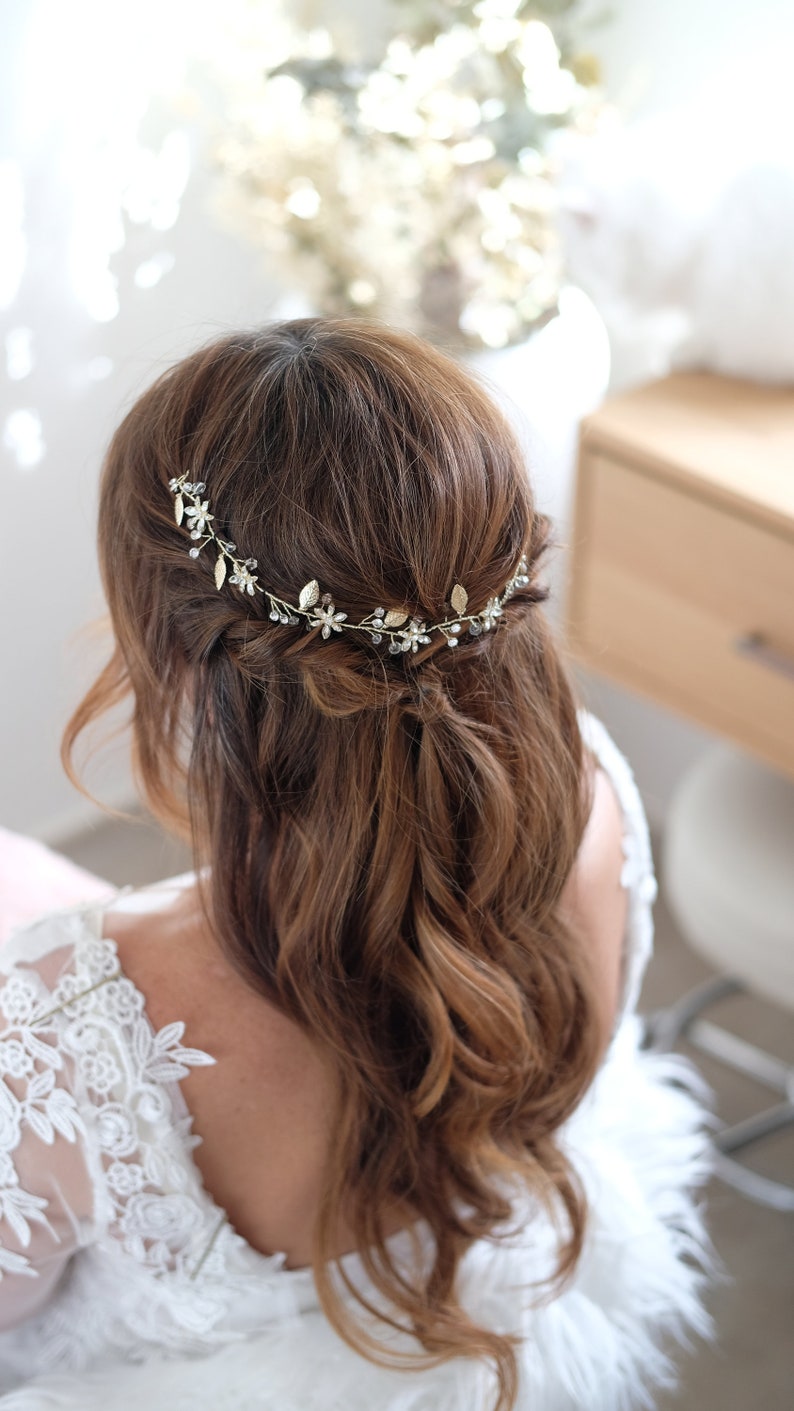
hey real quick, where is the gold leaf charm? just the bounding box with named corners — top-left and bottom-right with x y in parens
top-left (384, 609), bottom-right (408, 628)
top-left (214, 555), bottom-right (226, 590)
top-left (450, 584), bottom-right (468, 615)
top-left (174, 494), bottom-right (184, 526)
top-left (299, 580), bottom-right (320, 610)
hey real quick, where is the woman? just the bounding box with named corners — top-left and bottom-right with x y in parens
top-left (0, 320), bottom-right (710, 1409)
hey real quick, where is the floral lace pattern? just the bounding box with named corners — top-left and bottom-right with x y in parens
top-left (0, 922), bottom-right (217, 1291)
top-left (79, 980), bottom-right (217, 1276)
top-left (0, 967), bottom-right (86, 1281)
top-left (0, 908), bottom-right (306, 1382)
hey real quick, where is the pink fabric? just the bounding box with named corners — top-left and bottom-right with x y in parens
top-left (0, 826), bottom-right (111, 947)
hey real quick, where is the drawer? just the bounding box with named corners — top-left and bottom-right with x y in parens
top-left (567, 454), bottom-right (794, 778)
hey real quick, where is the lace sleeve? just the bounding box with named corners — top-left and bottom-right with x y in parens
top-left (577, 710), bottom-right (659, 1022)
top-left (0, 950), bottom-right (95, 1330)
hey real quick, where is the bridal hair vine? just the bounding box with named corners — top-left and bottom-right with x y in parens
top-left (168, 473), bottom-right (530, 654)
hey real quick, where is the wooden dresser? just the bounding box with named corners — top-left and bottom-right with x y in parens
top-left (565, 372), bottom-right (794, 780)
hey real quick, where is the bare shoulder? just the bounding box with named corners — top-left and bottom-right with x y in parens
top-left (558, 756), bottom-right (628, 1046)
top-left (99, 887), bottom-right (344, 1267)
top-left (99, 886), bottom-right (300, 1058)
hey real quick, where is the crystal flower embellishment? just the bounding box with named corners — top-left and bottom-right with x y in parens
top-left (309, 596), bottom-right (348, 639)
top-left (168, 473), bottom-right (530, 652)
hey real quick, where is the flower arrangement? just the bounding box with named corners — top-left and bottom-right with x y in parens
top-left (208, 0), bottom-right (606, 349)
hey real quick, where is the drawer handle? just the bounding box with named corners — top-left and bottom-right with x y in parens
top-left (734, 632), bottom-right (794, 682)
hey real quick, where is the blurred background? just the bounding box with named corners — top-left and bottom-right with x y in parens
top-left (4, 0), bottom-right (794, 841)
top-left (1, 2), bottom-right (793, 1406)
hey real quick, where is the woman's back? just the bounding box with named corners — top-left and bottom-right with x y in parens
top-left (96, 745), bottom-right (627, 1273)
top-left (0, 711), bottom-right (710, 1410)
top-left (0, 320), bottom-right (712, 1407)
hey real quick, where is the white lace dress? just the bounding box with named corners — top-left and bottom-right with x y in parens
top-left (0, 714), bottom-right (712, 1410)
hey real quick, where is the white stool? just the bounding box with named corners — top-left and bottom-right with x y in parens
top-left (648, 744), bottom-right (794, 1212)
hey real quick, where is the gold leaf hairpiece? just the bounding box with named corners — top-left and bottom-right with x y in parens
top-left (450, 584), bottom-right (468, 615)
top-left (167, 474), bottom-right (530, 653)
top-left (298, 580), bottom-right (320, 611)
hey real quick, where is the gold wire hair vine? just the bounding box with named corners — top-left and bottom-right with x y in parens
top-left (168, 474), bottom-right (530, 654)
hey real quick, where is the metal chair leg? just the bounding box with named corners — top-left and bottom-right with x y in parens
top-left (642, 976), bottom-right (794, 1212)
top-left (642, 974), bottom-right (744, 1052)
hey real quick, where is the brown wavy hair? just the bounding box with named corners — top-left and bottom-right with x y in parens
top-left (62, 319), bottom-right (599, 1409)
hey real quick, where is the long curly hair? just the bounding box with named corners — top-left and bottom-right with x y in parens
top-left (62, 319), bottom-right (599, 1410)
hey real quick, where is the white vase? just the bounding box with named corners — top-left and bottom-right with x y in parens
top-left (464, 286), bottom-right (611, 619)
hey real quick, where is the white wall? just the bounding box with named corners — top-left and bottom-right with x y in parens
top-left (0, 0), bottom-right (281, 841)
top-left (583, 0), bottom-right (794, 120)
